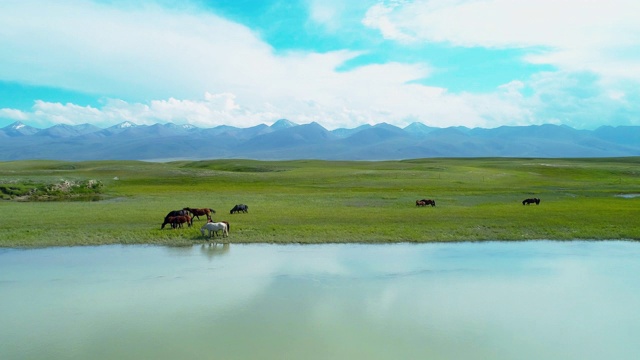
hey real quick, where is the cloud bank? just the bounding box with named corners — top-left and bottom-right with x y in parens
top-left (1, 0), bottom-right (639, 130)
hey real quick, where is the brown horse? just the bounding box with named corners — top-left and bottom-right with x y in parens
top-left (162, 209), bottom-right (189, 227)
top-left (161, 215), bottom-right (192, 229)
top-left (184, 207), bottom-right (215, 221)
top-left (416, 199), bottom-right (436, 207)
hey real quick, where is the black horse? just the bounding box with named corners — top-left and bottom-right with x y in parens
top-left (230, 204), bottom-right (248, 214)
top-left (416, 199), bottom-right (436, 207)
top-left (161, 209), bottom-right (190, 229)
top-left (522, 198), bottom-right (540, 205)
top-left (165, 209), bottom-right (189, 218)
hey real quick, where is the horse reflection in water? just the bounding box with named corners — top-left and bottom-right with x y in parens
top-left (200, 243), bottom-right (230, 260)
top-left (200, 221), bottom-right (230, 260)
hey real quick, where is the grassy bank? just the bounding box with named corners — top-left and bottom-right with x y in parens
top-left (0, 157), bottom-right (638, 247)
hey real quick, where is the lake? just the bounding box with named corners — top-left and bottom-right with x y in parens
top-left (1, 241), bottom-right (639, 360)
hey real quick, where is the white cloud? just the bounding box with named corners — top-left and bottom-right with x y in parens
top-left (30, 101), bottom-right (104, 127)
top-left (358, 0), bottom-right (640, 128)
top-left (362, 2), bottom-right (416, 43)
top-left (308, 0), bottom-right (346, 32)
top-left (363, 0), bottom-right (640, 81)
top-left (1, 0), bottom-right (464, 129)
top-left (7, 84), bottom-right (541, 130)
top-left (13, 94), bottom-right (275, 128)
top-left (0, 0), bottom-right (275, 99)
top-left (0, 108), bottom-right (28, 121)
top-left (1, 0), bottom-right (638, 130)
top-left (524, 70), bottom-right (640, 128)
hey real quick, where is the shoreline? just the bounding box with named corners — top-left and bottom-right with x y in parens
top-left (2, 237), bottom-right (638, 249)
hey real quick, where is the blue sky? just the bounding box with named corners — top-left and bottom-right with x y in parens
top-left (1, 0), bottom-right (639, 130)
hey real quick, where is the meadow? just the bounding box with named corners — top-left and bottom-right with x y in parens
top-left (0, 157), bottom-right (638, 247)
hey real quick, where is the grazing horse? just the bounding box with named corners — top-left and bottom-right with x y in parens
top-left (161, 215), bottom-right (192, 229)
top-left (230, 204), bottom-right (248, 214)
top-left (162, 209), bottom-right (189, 228)
top-left (200, 222), bottom-right (228, 238)
top-left (165, 209), bottom-right (189, 218)
top-left (416, 199), bottom-right (436, 207)
top-left (522, 198), bottom-right (540, 205)
top-left (184, 207), bottom-right (215, 221)
top-left (207, 219), bottom-right (230, 235)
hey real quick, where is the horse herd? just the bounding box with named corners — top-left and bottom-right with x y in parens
top-left (161, 204), bottom-right (249, 239)
top-left (162, 197), bottom-right (539, 238)
top-left (416, 198), bottom-right (541, 206)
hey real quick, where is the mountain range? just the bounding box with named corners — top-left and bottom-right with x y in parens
top-left (1, 119), bottom-right (639, 161)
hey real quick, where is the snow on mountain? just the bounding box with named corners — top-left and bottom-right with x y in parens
top-left (0, 121), bottom-right (638, 160)
top-left (270, 119), bottom-right (298, 129)
top-left (1, 121), bottom-right (40, 136)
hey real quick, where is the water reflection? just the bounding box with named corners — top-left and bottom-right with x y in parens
top-left (200, 242), bottom-right (230, 260)
top-left (164, 242), bottom-right (231, 260)
top-left (163, 244), bottom-right (194, 256)
top-left (1, 241), bottom-right (639, 360)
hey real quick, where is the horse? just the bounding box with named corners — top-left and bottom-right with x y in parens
top-left (207, 219), bottom-right (229, 235)
top-left (230, 204), bottom-right (248, 214)
top-left (165, 209), bottom-right (189, 218)
top-left (184, 207), bottom-right (215, 221)
top-left (161, 215), bottom-right (192, 229)
top-left (522, 198), bottom-right (540, 205)
top-left (416, 199), bottom-right (436, 207)
top-left (423, 199), bottom-right (436, 207)
top-left (162, 209), bottom-right (189, 228)
top-left (200, 222), bottom-right (228, 238)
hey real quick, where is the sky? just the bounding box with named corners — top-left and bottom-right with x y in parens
top-left (1, 0), bottom-right (639, 130)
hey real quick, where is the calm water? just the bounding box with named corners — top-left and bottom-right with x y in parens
top-left (1, 241), bottom-right (639, 360)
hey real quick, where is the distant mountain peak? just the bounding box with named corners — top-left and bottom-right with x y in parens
top-left (2, 121), bottom-right (40, 136)
top-left (404, 122), bottom-right (436, 136)
top-left (404, 122), bottom-right (432, 130)
top-left (117, 121), bottom-right (137, 129)
top-left (169, 123), bottom-right (196, 130)
top-left (373, 122), bottom-right (401, 130)
top-left (11, 121), bottom-right (26, 130)
top-left (270, 119), bottom-right (298, 129)
top-left (157, 123), bottom-right (197, 133)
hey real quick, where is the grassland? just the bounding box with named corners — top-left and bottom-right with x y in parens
top-left (0, 157), bottom-right (638, 247)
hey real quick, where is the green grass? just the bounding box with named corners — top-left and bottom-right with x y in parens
top-left (0, 157), bottom-right (639, 247)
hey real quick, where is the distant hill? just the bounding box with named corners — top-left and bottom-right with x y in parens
top-left (34, 123), bottom-right (102, 138)
top-left (0, 120), bottom-right (638, 161)
top-left (1, 121), bottom-right (40, 137)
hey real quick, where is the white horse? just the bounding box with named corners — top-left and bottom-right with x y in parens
top-left (200, 222), bottom-right (228, 238)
